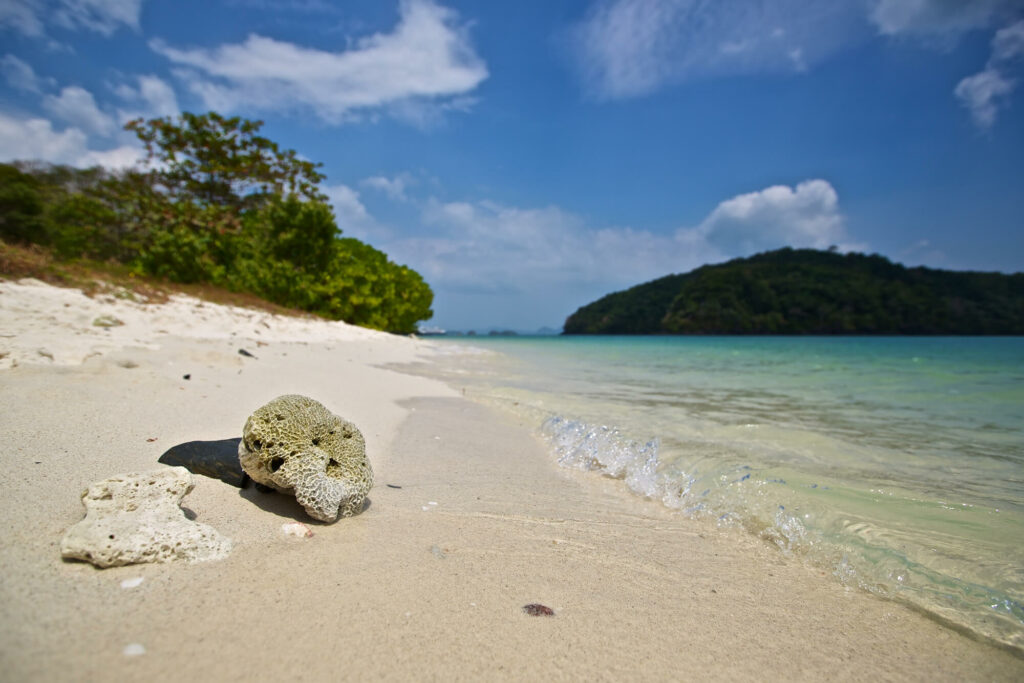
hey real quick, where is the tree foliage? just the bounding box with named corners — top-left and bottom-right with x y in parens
top-left (0, 112), bottom-right (433, 334)
top-left (563, 248), bottom-right (1024, 335)
top-left (125, 112), bottom-right (326, 210)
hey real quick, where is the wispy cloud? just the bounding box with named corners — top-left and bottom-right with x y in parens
top-left (868, 0), bottom-right (1015, 38)
top-left (0, 0), bottom-right (143, 37)
top-left (568, 0), bottom-right (1023, 117)
top-left (955, 19), bottom-right (1024, 129)
top-left (568, 0), bottom-right (865, 99)
top-left (0, 54), bottom-right (50, 92)
top-left (151, 0), bottom-right (488, 125)
top-left (361, 173), bottom-right (415, 202)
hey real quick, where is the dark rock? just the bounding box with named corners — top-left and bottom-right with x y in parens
top-left (386, 484), bottom-right (403, 489)
top-left (183, 374), bottom-right (191, 380)
top-left (238, 348), bottom-right (257, 358)
top-left (158, 438), bottom-right (249, 488)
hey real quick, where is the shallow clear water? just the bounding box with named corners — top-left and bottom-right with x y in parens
top-left (418, 336), bottom-right (1024, 651)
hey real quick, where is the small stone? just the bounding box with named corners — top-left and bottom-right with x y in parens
top-left (281, 522), bottom-right (313, 538)
top-left (93, 315), bottom-right (124, 328)
top-left (522, 604), bottom-right (555, 616)
top-left (123, 644), bottom-right (145, 656)
top-left (60, 467), bottom-right (231, 568)
top-left (120, 577), bottom-right (144, 589)
top-left (237, 348), bottom-right (257, 358)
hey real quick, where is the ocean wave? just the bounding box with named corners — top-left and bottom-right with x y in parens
top-left (537, 413), bottom-right (1024, 653)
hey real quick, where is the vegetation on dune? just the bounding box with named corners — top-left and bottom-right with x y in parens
top-left (0, 112), bottom-right (433, 334)
top-left (563, 248), bottom-right (1024, 335)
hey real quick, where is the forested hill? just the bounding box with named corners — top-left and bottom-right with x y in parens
top-left (563, 248), bottom-right (1024, 335)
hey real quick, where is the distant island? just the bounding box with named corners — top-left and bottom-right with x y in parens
top-left (563, 248), bottom-right (1024, 335)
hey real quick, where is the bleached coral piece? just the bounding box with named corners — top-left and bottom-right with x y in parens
top-left (60, 467), bottom-right (231, 567)
top-left (238, 395), bottom-right (373, 522)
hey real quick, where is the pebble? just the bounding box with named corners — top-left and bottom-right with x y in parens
top-left (281, 522), bottom-right (314, 538)
top-left (123, 644), bottom-right (146, 656)
top-left (120, 577), bottom-right (144, 589)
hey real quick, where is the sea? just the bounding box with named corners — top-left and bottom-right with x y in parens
top-left (413, 335), bottom-right (1024, 652)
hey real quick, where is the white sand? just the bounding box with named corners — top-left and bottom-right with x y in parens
top-left (1, 278), bottom-right (1021, 681)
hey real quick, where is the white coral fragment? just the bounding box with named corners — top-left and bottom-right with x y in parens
top-left (238, 395), bottom-right (373, 523)
top-left (60, 467), bottom-right (231, 568)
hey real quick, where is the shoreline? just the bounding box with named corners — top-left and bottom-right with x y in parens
top-left (1, 279), bottom-right (1022, 680)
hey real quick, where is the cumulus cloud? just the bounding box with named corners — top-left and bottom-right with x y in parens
top-left (696, 179), bottom-right (851, 253)
top-left (150, 0), bottom-right (488, 124)
top-left (0, 0), bottom-right (142, 37)
top-left (568, 0), bottom-right (865, 98)
top-left (381, 179), bottom-right (852, 296)
top-left (42, 85), bottom-right (117, 136)
top-left (0, 111), bottom-right (141, 168)
top-left (955, 19), bottom-right (1024, 128)
top-left (372, 179), bottom-right (854, 328)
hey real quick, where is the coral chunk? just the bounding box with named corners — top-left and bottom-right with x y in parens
top-left (238, 395), bottom-right (373, 522)
top-left (60, 467), bottom-right (231, 567)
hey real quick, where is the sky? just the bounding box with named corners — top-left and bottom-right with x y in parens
top-left (1, 0), bottom-right (1023, 332)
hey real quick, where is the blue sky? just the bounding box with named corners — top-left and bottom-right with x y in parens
top-left (1, 0), bottom-right (1022, 331)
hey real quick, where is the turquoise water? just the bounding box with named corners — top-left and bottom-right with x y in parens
top-left (419, 336), bottom-right (1024, 651)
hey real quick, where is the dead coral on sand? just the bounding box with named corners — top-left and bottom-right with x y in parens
top-left (239, 394), bottom-right (373, 522)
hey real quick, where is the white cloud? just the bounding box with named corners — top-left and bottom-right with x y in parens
top-left (361, 173), bottom-right (414, 202)
top-left (955, 19), bottom-right (1024, 129)
top-left (324, 184), bottom-right (368, 222)
top-left (955, 67), bottom-right (1014, 127)
top-left (0, 0), bottom-right (142, 37)
top-left (115, 74), bottom-right (179, 121)
top-left (0, 1), bottom-right (45, 36)
top-left (42, 85), bottom-right (117, 136)
top-left (0, 111), bottom-right (140, 168)
top-left (151, 0), bottom-right (488, 124)
top-left (54, 0), bottom-right (141, 35)
top-left (372, 179), bottom-right (854, 328)
top-left (569, 0), bottom-right (864, 98)
top-left (1, 54), bottom-right (44, 92)
top-left (696, 179), bottom-right (852, 253)
top-left (868, 0), bottom-right (1014, 37)
top-left (381, 179), bottom-right (852, 296)
top-left (992, 19), bottom-right (1024, 61)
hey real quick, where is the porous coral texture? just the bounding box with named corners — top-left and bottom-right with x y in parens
top-left (238, 395), bottom-right (373, 522)
top-left (60, 466), bottom-right (231, 567)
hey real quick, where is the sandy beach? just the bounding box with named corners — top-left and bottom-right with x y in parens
top-left (1, 278), bottom-right (1022, 682)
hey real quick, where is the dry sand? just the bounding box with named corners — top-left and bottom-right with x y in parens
top-left (1, 278), bottom-right (1021, 681)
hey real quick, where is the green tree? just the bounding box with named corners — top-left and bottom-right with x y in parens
top-left (125, 112), bottom-right (326, 212)
top-left (0, 164), bottom-right (46, 244)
